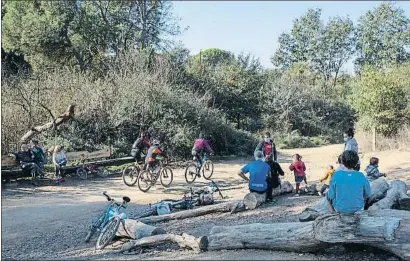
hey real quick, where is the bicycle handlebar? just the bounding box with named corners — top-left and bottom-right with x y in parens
top-left (103, 191), bottom-right (112, 201)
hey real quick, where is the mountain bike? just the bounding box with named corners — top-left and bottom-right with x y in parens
top-left (122, 152), bottom-right (146, 187)
top-left (137, 156), bottom-right (173, 192)
top-left (184, 153), bottom-right (214, 184)
top-left (75, 156), bottom-right (109, 180)
top-left (84, 192), bottom-right (130, 250)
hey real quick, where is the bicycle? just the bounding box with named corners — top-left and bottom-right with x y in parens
top-left (137, 156), bottom-right (173, 192)
top-left (122, 152), bottom-right (147, 187)
top-left (84, 192), bottom-right (131, 250)
top-left (76, 156), bottom-right (109, 180)
top-left (184, 153), bottom-right (214, 184)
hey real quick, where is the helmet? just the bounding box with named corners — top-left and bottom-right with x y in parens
top-left (153, 139), bottom-right (160, 146)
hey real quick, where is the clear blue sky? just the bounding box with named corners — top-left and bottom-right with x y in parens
top-left (171, 1), bottom-right (410, 72)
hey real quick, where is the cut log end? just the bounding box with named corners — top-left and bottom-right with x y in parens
top-left (243, 192), bottom-right (266, 210)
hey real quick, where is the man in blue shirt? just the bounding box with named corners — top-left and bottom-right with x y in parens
top-left (327, 150), bottom-right (371, 214)
top-left (238, 151), bottom-right (270, 193)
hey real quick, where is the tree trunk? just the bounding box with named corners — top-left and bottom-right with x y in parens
top-left (372, 127), bottom-right (377, 151)
top-left (20, 104), bottom-right (75, 143)
top-left (369, 180), bottom-right (409, 210)
top-left (243, 192), bottom-right (266, 210)
top-left (208, 209), bottom-right (410, 260)
top-left (121, 233), bottom-right (208, 253)
top-left (137, 201), bottom-right (240, 224)
top-left (116, 219), bottom-right (166, 239)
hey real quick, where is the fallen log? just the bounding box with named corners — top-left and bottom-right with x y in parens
top-left (116, 219), bottom-right (166, 239)
top-left (243, 192), bottom-right (266, 210)
top-left (369, 180), bottom-right (409, 210)
top-left (208, 209), bottom-right (410, 260)
top-left (20, 104), bottom-right (75, 143)
top-left (368, 178), bottom-right (389, 206)
top-left (137, 201), bottom-right (240, 224)
top-left (121, 233), bottom-right (208, 253)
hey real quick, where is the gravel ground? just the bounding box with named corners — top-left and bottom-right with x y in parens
top-left (2, 145), bottom-right (409, 260)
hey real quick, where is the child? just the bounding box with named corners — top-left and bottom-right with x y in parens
top-left (318, 165), bottom-right (334, 196)
top-left (53, 145), bottom-right (67, 183)
top-left (365, 157), bottom-right (386, 182)
top-left (289, 154), bottom-right (307, 196)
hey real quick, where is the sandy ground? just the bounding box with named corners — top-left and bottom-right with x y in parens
top-left (1, 144), bottom-right (409, 260)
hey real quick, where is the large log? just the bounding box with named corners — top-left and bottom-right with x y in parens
top-left (137, 201), bottom-right (240, 224)
top-left (121, 233), bottom-right (208, 253)
top-left (208, 209), bottom-right (410, 260)
top-left (369, 180), bottom-right (409, 210)
top-left (243, 192), bottom-right (266, 210)
top-left (116, 219), bottom-right (166, 239)
top-left (20, 104), bottom-right (75, 143)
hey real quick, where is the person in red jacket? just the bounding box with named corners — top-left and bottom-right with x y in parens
top-left (289, 153), bottom-right (307, 196)
top-left (255, 132), bottom-right (277, 162)
top-left (131, 132), bottom-right (151, 168)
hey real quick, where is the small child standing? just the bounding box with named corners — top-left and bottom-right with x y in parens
top-left (318, 165), bottom-right (334, 196)
top-left (289, 154), bottom-right (307, 196)
top-left (365, 157), bottom-right (386, 182)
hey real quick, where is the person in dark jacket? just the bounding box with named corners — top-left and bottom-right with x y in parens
top-left (131, 132), bottom-right (151, 167)
top-left (9, 144), bottom-right (40, 175)
top-left (255, 132), bottom-right (277, 162)
top-left (145, 139), bottom-right (168, 176)
top-left (265, 155), bottom-right (285, 202)
top-left (30, 139), bottom-right (46, 175)
top-left (365, 157), bottom-right (386, 182)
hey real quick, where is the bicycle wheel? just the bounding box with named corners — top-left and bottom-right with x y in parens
top-left (160, 167), bottom-right (173, 187)
top-left (95, 217), bottom-right (121, 250)
top-left (184, 162), bottom-right (198, 184)
top-left (96, 166), bottom-right (109, 178)
top-left (122, 165), bottom-right (139, 187)
top-left (137, 170), bottom-right (153, 192)
top-left (76, 167), bottom-right (88, 180)
top-left (85, 212), bottom-right (106, 243)
top-left (202, 160), bottom-right (214, 180)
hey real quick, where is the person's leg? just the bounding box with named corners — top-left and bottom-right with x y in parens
top-left (319, 184), bottom-right (328, 196)
top-left (266, 177), bottom-right (273, 201)
top-left (55, 165), bottom-right (60, 181)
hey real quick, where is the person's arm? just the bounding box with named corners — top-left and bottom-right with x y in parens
top-left (204, 140), bottom-right (214, 154)
top-left (302, 162), bottom-right (306, 171)
top-left (289, 163), bottom-right (294, 171)
top-left (272, 143), bottom-right (277, 161)
top-left (254, 140), bottom-right (263, 154)
top-left (371, 168), bottom-right (383, 179)
top-left (363, 177), bottom-right (372, 200)
top-left (238, 164), bottom-right (250, 181)
top-left (277, 163), bottom-right (285, 176)
top-left (327, 175), bottom-right (337, 212)
top-left (320, 171), bottom-right (329, 182)
top-left (52, 153), bottom-right (58, 166)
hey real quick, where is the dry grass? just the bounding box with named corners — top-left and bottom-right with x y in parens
top-left (355, 126), bottom-right (410, 152)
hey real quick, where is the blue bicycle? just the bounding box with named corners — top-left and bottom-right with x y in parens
top-left (84, 192), bottom-right (131, 250)
top-left (184, 153), bottom-right (214, 184)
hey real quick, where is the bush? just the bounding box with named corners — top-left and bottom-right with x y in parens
top-left (274, 130), bottom-right (330, 149)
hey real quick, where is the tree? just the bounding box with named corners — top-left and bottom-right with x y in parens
top-left (355, 2), bottom-right (410, 71)
top-left (352, 65), bottom-right (409, 136)
top-left (271, 9), bottom-right (356, 90)
top-left (1, 0), bottom-right (182, 72)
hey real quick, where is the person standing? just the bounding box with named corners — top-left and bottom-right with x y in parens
top-left (255, 132), bottom-right (277, 162)
top-left (343, 128), bottom-right (360, 170)
top-left (265, 155), bottom-right (285, 202)
top-left (289, 154), bottom-right (307, 196)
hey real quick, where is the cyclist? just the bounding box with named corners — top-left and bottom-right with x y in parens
top-left (131, 132), bottom-right (151, 169)
top-left (191, 133), bottom-right (214, 176)
top-left (145, 139), bottom-right (168, 176)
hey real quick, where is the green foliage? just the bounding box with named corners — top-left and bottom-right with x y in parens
top-left (274, 130), bottom-right (330, 149)
top-left (355, 2), bottom-right (410, 71)
top-left (352, 65), bottom-right (409, 136)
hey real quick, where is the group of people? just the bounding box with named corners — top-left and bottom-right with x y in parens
top-left (9, 140), bottom-right (68, 183)
top-left (130, 132), bottom-right (214, 177)
top-left (238, 128), bottom-right (387, 214)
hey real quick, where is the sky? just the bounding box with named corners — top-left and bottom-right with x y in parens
top-left (171, 1), bottom-right (410, 73)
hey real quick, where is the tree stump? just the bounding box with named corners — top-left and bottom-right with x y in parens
top-left (368, 178), bottom-right (389, 205)
top-left (243, 192), bottom-right (266, 210)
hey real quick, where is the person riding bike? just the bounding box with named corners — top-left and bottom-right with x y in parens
top-left (131, 132), bottom-right (151, 168)
top-left (191, 133), bottom-right (214, 176)
top-left (145, 139), bottom-right (168, 176)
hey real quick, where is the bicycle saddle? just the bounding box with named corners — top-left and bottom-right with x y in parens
top-left (123, 196), bottom-right (131, 203)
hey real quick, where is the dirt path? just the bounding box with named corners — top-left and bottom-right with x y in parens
top-left (2, 144), bottom-right (409, 260)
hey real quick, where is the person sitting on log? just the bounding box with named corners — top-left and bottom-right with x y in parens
top-left (318, 165), bottom-right (334, 196)
top-left (265, 154), bottom-right (285, 202)
top-left (238, 150), bottom-right (270, 195)
top-left (365, 157), bottom-right (386, 182)
top-left (9, 144), bottom-right (41, 176)
top-left (53, 145), bottom-right (67, 183)
top-left (327, 150), bottom-right (371, 214)
top-left (289, 154), bottom-right (307, 197)
top-left (30, 139), bottom-right (47, 176)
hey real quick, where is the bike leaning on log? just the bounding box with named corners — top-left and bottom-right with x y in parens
top-left (137, 156), bottom-right (173, 192)
top-left (84, 192), bottom-right (131, 250)
top-left (184, 153), bottom-right (214, 184)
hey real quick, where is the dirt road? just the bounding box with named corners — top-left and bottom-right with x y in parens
top-left (2, 144), bottom-right (409, 260)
